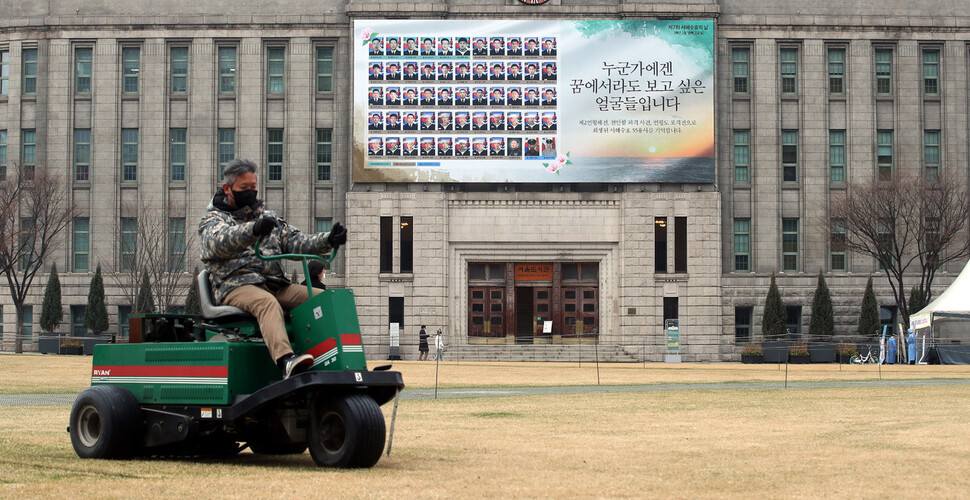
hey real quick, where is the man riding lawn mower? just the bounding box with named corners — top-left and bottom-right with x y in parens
top-left (68, 159), bottom-right (404, 468)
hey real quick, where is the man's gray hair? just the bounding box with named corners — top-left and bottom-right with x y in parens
top-left (223, 158), bottom-right (257, 187)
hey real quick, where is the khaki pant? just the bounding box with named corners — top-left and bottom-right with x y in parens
top-left (223, 283), bottom-right (323, 363)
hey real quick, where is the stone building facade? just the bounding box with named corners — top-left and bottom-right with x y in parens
top-left (0, 0), bottom-right (966, 360)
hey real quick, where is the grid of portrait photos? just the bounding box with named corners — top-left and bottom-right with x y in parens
top-left (366, 35), bottom-right (559, 160)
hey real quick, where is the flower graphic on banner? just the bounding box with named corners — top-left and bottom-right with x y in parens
top-left (542, 151), bottom-right (572, 175)
top-left (361, 28), bottom-right (379, 46)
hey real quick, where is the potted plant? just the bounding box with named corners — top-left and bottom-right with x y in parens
top-left (788, 342), bottom-right (811, 364)
top-left (837, 343), bottom-right (858, 364)
top-left (809, 341), bottom-right (837, 363)
top-left (59, 340), bottom-right (83, 355)
top-left (740, 343), bottom-right (763, 364)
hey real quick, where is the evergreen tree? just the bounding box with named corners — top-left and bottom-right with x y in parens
top-left (39, 263), bottom-right (63, 334)
top-left (858, 276), bottom-right (881, 339)
top-left (84, 265), bottom-right (109, 334)
top-left (761, 274), bottom-right (787, 340)
top-left (908, 286), bottom-right (928, 315)
top-left (808, 271), bottom-right (834, 339)
top-left (136, 272), bottom-right (155, 313)
top-left (184, 267), bottom-right (202, 316)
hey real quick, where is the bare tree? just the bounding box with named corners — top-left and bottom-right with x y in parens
top-left (829, 172), bottom-right (970, 330)
top-left (103, 200), bottom-right (199, 313)
top-left (0, 164), bottom-right (77, 353)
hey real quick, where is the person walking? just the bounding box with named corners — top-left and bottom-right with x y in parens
top-left (886, 335), bottom-right (897, 364)
top-left (907, 329), bottom-right (918, 364)
top-left (418, 325), bottom-right (429, 361)
top-left (434, 328), bottom-right (445, 361)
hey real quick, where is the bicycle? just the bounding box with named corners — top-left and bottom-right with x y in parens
top-left (850, 345), bottom-right (879, 364)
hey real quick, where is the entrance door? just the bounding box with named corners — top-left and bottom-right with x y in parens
top-left (534, 288), bottom-right (551, 340)
top-left (469, 286), bottom-right (505, 337)
top-left (515, 287), bottom-right (534, 343)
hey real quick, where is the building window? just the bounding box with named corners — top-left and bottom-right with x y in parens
top-left (21, 128), bottom-right (35, 179)
top-left (122, 47), bottom-right (139, 93)
top-left (168, 218), bottom-right (185, 272)
top-left (877, 220), bottom-right (892, 270)
top-left (22, 48), bottom-right (37, 94)
top-left (831, 219), bottom-right (846, 273)
top-left (780, 47), bottom-right (797, 94)
top-left (877, 130), bottom-right (893, 180)
top-left (923, 49), bottom-right (939, 96)
top-left (674, 216), bottom-right (687, 273)
top-left (924, 130), bottom-right (940, 181)
top-left (732, 47), bottom-right (749, 94)
top-left (733, 130), bottom-right (749, 183)
top-left (829, 130), bottom-right (845, 183)
top-left (74, 47), bottom-right (92, 94)
top-left (122, 128), bottom-right (138, 182)
top-left (315, 218), bottom-right (332, 234)
top-left (875, 48), bottom-right (892, 95)
top-left (389, 297), bottom-right (404, 329)
top-left (316, 128), bottom-right (332, 181)
top-left (169, 128), bottom-right (186, 181)
top-left (266, 128), bottom-right (283, 181)
top-left (785, 306), bottom-right (802, 338)
top-left (73, 217), bottom-right (89, 272)
top-left (316, 46), bottom-right (334, 93)
top-left (21, 305), bottom-right (32, 341)
top-left (1, 49), bottom-right (9, 95)
top-left (118, 305), bottom-right (132, 338)
top-left (0, 129), bottom-right (6, 179)
top-left (71, 305), bottom-right (87, 336)
top-left (734, 218), bottom-right (750, 272)
top-left (735, 306), bottom-right (753, 343)
top-left (74, 129), bottom-right (90, 181)
top-left (218, 46), bottom-right (236, 93)
top-left (782, 218), bottom-right (799, 272)
top-left (828, 48), bottom-right (845, 95)
top-left (782, 130), bottom-right (798, 182)
top-left (218, 128), bottom-right (235, 172)
top-left (654, 217), bottom-right (667, 274)
top-left (170, 47), bottom-right (188, 94)
top-left (19, 217), bottom-right (35, 270)
top-left (120, 217), bottom-right (137, 272)
top-left (379, 216), bottom-right (393, 273)
top-left (267, 47), bottom-right (285, 94)
top-left (400, 217), bottom-right (413, 273)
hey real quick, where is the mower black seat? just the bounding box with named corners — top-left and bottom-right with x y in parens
top-left (198, 270), bottom-right (254, 320)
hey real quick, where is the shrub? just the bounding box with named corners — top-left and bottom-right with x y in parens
top-left (858, 276), bottom-right (880, 339)
top-left (809, 271), bottom-right (834, 338)
top-left (741, 343), bottom-right (763, 355)
top-left (762, 274), bottom-right (787, 340)
top-left (84, 265), bottom-right (109, 335)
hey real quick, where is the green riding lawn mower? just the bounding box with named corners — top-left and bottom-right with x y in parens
top-left (68, 244), bottom-right (404, 468)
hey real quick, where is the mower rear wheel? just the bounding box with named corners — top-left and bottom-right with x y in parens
top-left (70, 385), bottom-right (143, 459)
top-left (307, 393), bottom-right (385, 468)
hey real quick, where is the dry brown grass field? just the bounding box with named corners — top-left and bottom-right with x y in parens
top-left (1, 354), bottom-right (969, 498)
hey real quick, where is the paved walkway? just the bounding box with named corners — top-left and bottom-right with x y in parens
top-left (3, 377), bottom-right (969, 406)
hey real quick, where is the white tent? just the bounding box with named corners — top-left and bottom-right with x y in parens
top-left (909, 260), bottom-right (970, 364)
top-left (910, 259), bottom-right (970, 331)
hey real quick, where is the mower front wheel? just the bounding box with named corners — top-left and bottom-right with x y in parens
top-left (69, 385), bottom-right (143, 459)
top-left (307, 393), bottom-right (386, 468)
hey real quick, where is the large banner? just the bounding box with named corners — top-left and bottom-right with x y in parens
top-left (353, 19), bottom-right (714, 183)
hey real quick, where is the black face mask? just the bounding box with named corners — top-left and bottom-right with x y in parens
top-left (231, 189), bottom-right (258, 209)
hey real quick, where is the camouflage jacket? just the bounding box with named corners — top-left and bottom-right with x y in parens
top-left (198, 190), bottom-right (335, 303)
